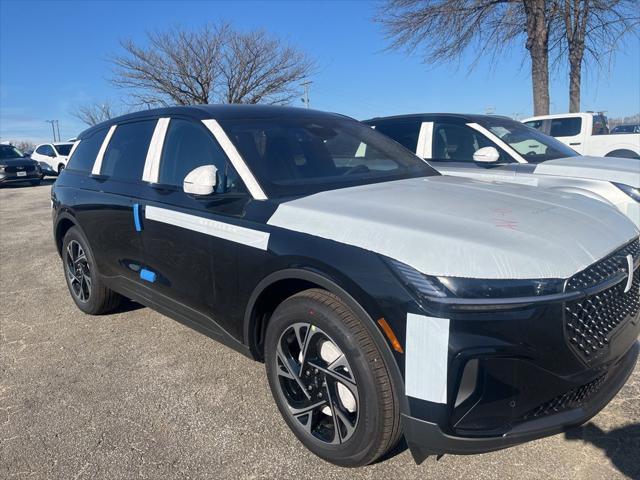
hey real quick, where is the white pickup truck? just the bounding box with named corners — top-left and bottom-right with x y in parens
top-left (522, 112), bottom-right (640, 158)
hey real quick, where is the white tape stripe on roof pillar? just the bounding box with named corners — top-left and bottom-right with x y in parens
top-left (142, 117), bottom-right (170, 183)
top-left (202, 119), bottom-right (267, 200)
top-left (91, 124), bottom-right (117, 175)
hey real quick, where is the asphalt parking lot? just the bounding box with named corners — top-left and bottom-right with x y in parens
top-left (1, 181), bottom-right (639, 480)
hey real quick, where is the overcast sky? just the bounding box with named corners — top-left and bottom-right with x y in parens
top-left (1, 0), bottom-right (639, 143)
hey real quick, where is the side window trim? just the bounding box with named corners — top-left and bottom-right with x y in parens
top-left (466, 122), bottom-right (525, 163)
top-left (91, 124), bottom-right (117, 175)
top-left (202, 119), bottom-right (267, 200)
top-left (142, 117), bottom-right (170, 183)
top-left (417, 121), bottom-right (433, 159)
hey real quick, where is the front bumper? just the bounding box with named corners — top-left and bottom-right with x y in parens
top-left (404, 340), bottom-right (638, 462)
top-left (0, 171), bottom-right (42, 183)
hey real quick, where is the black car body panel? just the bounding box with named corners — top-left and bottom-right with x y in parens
top-left (51, 105), bottom-right (640, 461)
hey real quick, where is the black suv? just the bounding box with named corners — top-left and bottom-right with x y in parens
top-left (0, 144), bottom-right (42, 186)
top-left (52, 105), bottom-right (640, 467)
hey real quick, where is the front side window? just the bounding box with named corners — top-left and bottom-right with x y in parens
top-left (371, 120), bottom-right (422, 152)
top-left (0, 145), bottom-right (25, 160)
top-left (67, 129), bottom-right (108, 172)
top-left (549, 117), bottom-right (582, 137)
top-left (158, 119), bottom-right (245, 193)
top-left (479, 117), bottom-right (579, 163)
top-left (431, 122), bottom-right (506, 163)
top-left (220, 115), bottom-right (437, 197)
top-left (36, 144), bottom-right (55, 157)
top-left (101, 120), bottom-right (156, 181)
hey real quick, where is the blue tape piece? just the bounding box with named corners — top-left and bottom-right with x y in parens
top-left (133, 203), bottom-right (142, 232)
top-left (140, 268), bottom-right (156, 283)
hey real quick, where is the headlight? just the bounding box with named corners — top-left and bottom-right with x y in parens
top-left (0, 166), bottom-right (5, 173)
top-left (614, 182), bottom-right (640, 202)
top-left (385, 257), bottom-right (565, 307)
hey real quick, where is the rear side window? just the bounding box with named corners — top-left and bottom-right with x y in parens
top-left (158, 119), bottom-right (245, 193)
top-left (372, 121), bottom-right (422, 152)
top-left (66, 129), bottom-right (108, 172)
top-left (550, 117), bottom-right (581, 137)
top-left (101, 120), bottom-right (156, 181)
top-left (592, 115), bottom-right (609, 135)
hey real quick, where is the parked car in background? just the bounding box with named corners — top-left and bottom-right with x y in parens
top-left (522, 112), bottom-right (640, 158)
top-left (31, 142), bottom-right (75, 176)
top-left (612, 124), bottom-right (640, 134)
top-left (0, 144), bottom-right (42, 186)
top-left (53, 105), bottom-right (639, 466)
top-left (364, 113), bottom-right (640, 227)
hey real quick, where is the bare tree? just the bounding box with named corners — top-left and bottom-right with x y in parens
top-left (71, 100), bottom-right (121, 126)
top-left (110, 23), bottom-right (314, 107)
top-left (377, 0), bottom-right (557, 115)
top-left (553, 0), bottom-right (639, 112)
top-left (10, 140), bottom-right (36, 153)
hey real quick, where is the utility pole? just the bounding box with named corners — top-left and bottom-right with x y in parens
top-left (55, 120), bottom-right (61, 143)
top-left (45, 120), bottom-right (57, 142)
top-left (301, 80), bottom-right (312, 109)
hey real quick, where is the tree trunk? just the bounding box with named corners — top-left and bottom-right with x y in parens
top-left (569, 53), bottom-right (582, 112)
top-left (523, 0), bottom-right (550, 116)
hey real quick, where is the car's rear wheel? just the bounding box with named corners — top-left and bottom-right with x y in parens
top-left (62, 227), bottom-right (121, 314)
top-left (264, 288), bottom-right (401, 467)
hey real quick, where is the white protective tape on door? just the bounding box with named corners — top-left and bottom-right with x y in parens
top-left (145, 205), bottom-right (270, 250)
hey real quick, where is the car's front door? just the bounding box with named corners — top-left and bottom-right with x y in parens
top-left (138, 116), bottom-right (253, 336)
top-left (420, 121), bottom-right (517, 181)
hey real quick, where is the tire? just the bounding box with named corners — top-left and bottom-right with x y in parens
top-left (264, 288), bottom-right (401, 467)
top-left (30, 179), bottom-right (41, 186)
top-left (62, 226), bottom-right (121, 315)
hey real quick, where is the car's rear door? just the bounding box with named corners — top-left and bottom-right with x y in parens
top-left (73, 118), bottom-right (157, 297)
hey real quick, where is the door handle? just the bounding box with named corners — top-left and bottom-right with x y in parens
top-left (569, 142), bottom-right (581, 146)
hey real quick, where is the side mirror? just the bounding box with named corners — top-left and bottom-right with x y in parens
top-left (183, 165), bottom-right (218, 196)
top-left (473, 146), bottom-right (500, 163)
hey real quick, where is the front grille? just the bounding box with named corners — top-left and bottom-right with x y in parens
top-left (566, 238), bottom-right (639, 291)
top-left (523, 374), bottom-right (607, 420)
top-left (564, 240), bottom-right (640, 361)
top-left (4, 165), bottom-right (36, 173)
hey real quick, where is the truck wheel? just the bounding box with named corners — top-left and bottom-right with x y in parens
top-left (62, 227), bottom-right (122, 314)
top-left (264, 288), bottom-right (401, 467)
top-left (605, 149), bottom-right (640, 159)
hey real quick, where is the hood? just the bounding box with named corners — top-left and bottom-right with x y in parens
top-left (535, 156), bottom-right (640, 187)
top-left (267, 176), bottom-right (638, 279)
top-left (0, 158), bottom-right (38, 167)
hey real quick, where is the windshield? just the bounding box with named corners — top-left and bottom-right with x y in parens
top-left (54, 143), bottom-right (73, 156)
top-left (479, 117), bottom-right (579, 163)
top-left (220, 115), bottom-right (438, 197)
top-left (0, 145), bottom-right (26, 160)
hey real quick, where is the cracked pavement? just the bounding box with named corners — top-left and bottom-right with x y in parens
top-left (1, 181), bottom-right (639, 479)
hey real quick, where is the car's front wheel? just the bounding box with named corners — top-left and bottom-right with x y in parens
top-left (264, 288), bottom-right (401, 467)
top-left (62, 227), bottom-right (121, 314)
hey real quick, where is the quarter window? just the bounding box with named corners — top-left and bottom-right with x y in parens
top-left (549, 117), bottom-right (581, 137)
top-left (101, 120), bottom-right (156, 181)
top-left (158, 119), bottom-right (245, 193)
top-left (66, 129), bottom-right (108, 172)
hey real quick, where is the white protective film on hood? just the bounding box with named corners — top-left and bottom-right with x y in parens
top-left (535, 156), bottom-right (640, 187)
top-left (267, 176), bottom-right (638, 279)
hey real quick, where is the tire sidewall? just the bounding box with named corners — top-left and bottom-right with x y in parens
top-left (62, 227), bottom-right (101, 314)
top-left (265, 293), bottom-right (387, 467)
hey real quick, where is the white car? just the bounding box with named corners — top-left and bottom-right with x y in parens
top-left (522, 112), bottom-right (640, 159)
top-left (364, 113), bottom-right (640, 228)
top-left (31, 142), bottom-right (75, 176)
